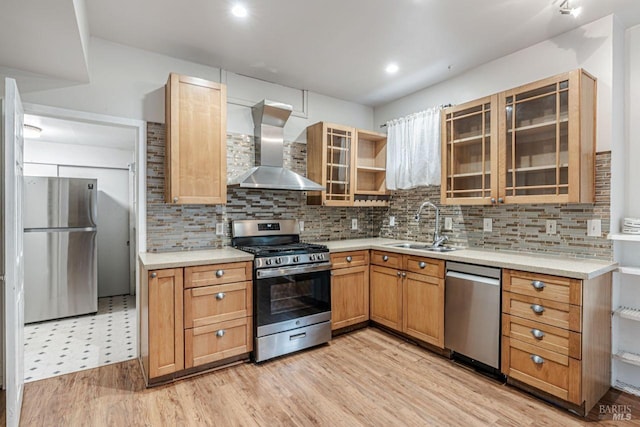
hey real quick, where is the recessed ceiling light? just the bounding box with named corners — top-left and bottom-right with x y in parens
top-left (231, 4), bottom-right (248, 18)
top-left (23, 124), bottom-right (42, 138)
top-left (385, 63), bottom-right (399, 74)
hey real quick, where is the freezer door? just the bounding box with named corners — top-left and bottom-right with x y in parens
top-left (24, 229), bottom-right (97, 323)
top-left (23, 177), bottom-right (97, 229)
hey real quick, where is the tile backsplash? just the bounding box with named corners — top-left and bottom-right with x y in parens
top-left (146, 122), bottom-right (611, 260)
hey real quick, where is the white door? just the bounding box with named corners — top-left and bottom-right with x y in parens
top-left (58, 166), bottom-right (131, 297)
top-left (2, 78), bottom-right (25, 427)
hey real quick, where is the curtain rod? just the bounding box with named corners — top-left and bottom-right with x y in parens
top-left (379, 104), bottom-right (452, 128)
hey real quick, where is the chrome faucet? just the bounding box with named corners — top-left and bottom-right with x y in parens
top-left (415, 201), bottom-right (448, 247)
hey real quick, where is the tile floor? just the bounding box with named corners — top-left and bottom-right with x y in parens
top-left (24, 294), bottom-right (137, 382)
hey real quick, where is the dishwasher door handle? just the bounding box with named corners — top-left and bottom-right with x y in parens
top-left (445, 271), bottom-right (500, 287)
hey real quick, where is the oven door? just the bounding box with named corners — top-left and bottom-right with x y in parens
top-left (255, 262), bottom-right (331, 337)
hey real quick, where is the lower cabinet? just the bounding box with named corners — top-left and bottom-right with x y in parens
top-left (141, 261), bottom-right (252, 385)
top-left (369, 251), bottom-right (445, 348)
top-left (330, 251), bottom-right (370, 330)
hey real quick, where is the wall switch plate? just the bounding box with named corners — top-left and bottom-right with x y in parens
top-left (389, 216), bottom-right (395, 227)
top-left (483, 218), bottom-right (492, 232)
top-left (215, 223), bottom-right (224, 236)
top-left (587, 219), bottom-right (601, 237)
top-left (546, 220), bottom-right (557, 235)
top-left (299, 220), bottom-right (305, 232)
top-left (351, 218), bottom-right (358, 230)
top-left (444, 217), bottom-right (453, 231)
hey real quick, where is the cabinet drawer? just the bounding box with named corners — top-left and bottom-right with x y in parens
top-left (185, 262), bottom-right (252, 289)
top-left (503, 292), bottom-right (581, 332)
top-left (502, 314), bottom-right (581, 359)
top-left (185, 317), bottom-right (252, 368)
top-left (184, 281), bottom-right (252, 328)
top-left (504, 270), bottom-right (581, 305)
top-left (406, 256), bottom-right (444, 278)
top-left (502, 336), bottom-right (581, 405)
top-left (370, 251), bottom-right (402, 269)
top-left (330, 250), bottom-right (369, 269)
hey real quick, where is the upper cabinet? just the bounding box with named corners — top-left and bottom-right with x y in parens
top-left (165, 73), bottom-right (227, 205)
top-left (441, 69), bottom-right (596, 205)
top-left (307, 122), bottom-right (388, 207)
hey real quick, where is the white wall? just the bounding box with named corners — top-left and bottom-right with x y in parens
top-left (20, 38), bottom-right (374, 142)
top-left (625, 24), bottom-right (640, 217)
top-left (374, 15), bottom-right (617, 152)
top-left (24, 140), bottom-right (133, 170)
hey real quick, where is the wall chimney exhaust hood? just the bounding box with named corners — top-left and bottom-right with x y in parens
top-left (228, 100), bottom-right (325, 191)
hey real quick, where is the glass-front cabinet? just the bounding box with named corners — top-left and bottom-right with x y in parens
top-left (441, 95), bottom-right (498, 205)
top-left (441, 69), bottom-right (596, 205)
top-left (307, 122), bottom-right (355, 206)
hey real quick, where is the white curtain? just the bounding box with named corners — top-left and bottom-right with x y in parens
top-left (386, 107), bottom-right (441, 190)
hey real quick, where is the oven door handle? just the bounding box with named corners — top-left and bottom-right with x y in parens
top-left (256, 262), bottom-right (333, 279)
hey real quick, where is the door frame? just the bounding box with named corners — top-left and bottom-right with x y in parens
top-left (22, 102), bottom-right (146, 354)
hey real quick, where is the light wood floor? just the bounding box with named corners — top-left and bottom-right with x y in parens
top-left (8, 327), bottom-right (640, 426)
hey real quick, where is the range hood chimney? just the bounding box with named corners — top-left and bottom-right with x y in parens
top-left (228, 100), bottom-right (325, 191)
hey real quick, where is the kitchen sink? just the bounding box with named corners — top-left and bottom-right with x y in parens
top-left (385, 243), bottom-right (458, 252)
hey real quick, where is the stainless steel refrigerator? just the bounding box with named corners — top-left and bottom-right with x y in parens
top-left (23, 177), bottom-right (98, 323)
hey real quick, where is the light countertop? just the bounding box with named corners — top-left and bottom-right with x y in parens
top-left (322, 238), bottom-right (617, 280)
top-left (139, 248), bottom-right (253, 270)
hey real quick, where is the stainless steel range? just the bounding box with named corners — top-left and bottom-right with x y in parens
top-left (232, 219), bottom-right (332, 362)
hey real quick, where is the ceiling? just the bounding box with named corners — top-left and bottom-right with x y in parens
top-left (85, 0), bottom-right (640, 106)
top-left (24, 114), bottom-right (136, 151)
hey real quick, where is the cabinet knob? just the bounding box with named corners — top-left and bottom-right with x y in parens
top-left (530, 354), bottom-right (545, 365)
top-left (330, 271), bottom-right (334, 276)
top-left (530, 304), bottom-right (545, 314)
top-left (382, 255), bottom-right (389, 262)
top-left (150, 272), bottom-right (157, 278)
top-left (531, 280), bottom-right (545, 290)
top-left (215, 292), bottom-right (226, 300)
top-left (402, 272), bottom-right (407, 277)
top-left (173, 197), bottom-right (179, 203)
top-left (216, 329), bottom-right (226, 337)
top-left (498, 197), bottom-right (504, 204)
top-left (346, 256), bottom-right (352, 263)
top-left (530, 329), bottom-right (545, 340)
top-left (418, 261), bottom-right (426, 269)
top-left (216, 269), bottom-right (224, 278)
top-left (491, 198), bottom-right (496, 204)
top-left (397, 271), bottom-right (402, 277)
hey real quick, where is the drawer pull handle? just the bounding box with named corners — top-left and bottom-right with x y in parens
top-left (289, 332), bottom-right (306, 341)
top-left (216, 329), bottom-right (226, 337)
top-left (150, 272), bottom-right (157, 279)
top-left (346, 256), bottom-right (352, 263)
top-left (382, 255), bottom-right (389, 262)
top-left (215, 292), bottom-right (226, 300)
top-left (531, 280), bottom-right (546, 290)
top-left (418, 261), bottom-right (426, 269)
top-left (530, 329), bottom-right (545, 340)
top-left (530, 304), bottom-right (545, 314)
top-left (530, 354), bottom-right (545, 365)
top-left (216, 269), bottom-right (224, 278)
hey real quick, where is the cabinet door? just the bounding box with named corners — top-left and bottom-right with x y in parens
top-left (441, 95), bottom-right (498, 205)
top-left (403, 272), bottom-right (444, 348)
top-left (165, 73), bottom-right (227, 204)
top-left (499, 70), bottom-right (595, 204)
top-left (148, 268), bottom-right (184, 378)
top-left (331, 265), bottom-right (369, 330)
top-left (369, 265), bottom-right (402, 331)
top-left (307, 122), bottom-right (355, 206)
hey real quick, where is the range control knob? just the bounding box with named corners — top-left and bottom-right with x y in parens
top-left (265, 259), bottom-right (273, 266)
top-left (318, 253), bottom-right (325, 260)
top-left (275, 257), bottom-right (283, 265)
top-left (310, 254), bottom-right (316, 261)
top-left (292, 256), bottom-right (300, 263)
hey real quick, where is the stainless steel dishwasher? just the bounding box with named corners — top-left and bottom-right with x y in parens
top-left (445, 262), bottom-right (502, 374)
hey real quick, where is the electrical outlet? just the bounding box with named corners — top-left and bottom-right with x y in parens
top-left (389, 216), bottom-right (396, 227)
top-left (483, 218), bottom-right (492, 232)
top-left (546, 220), bottom-right (557, 235)
top-left (351, 218), bottom-right (358, 230)
top-left (299, 220), bottom-right (305, 232)
top-left (587, 219), bottom-right (601, 237)
top-left (444, 217), bottom-right (453, 231)
top-left (215, 222), bottom-right (224, 236)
